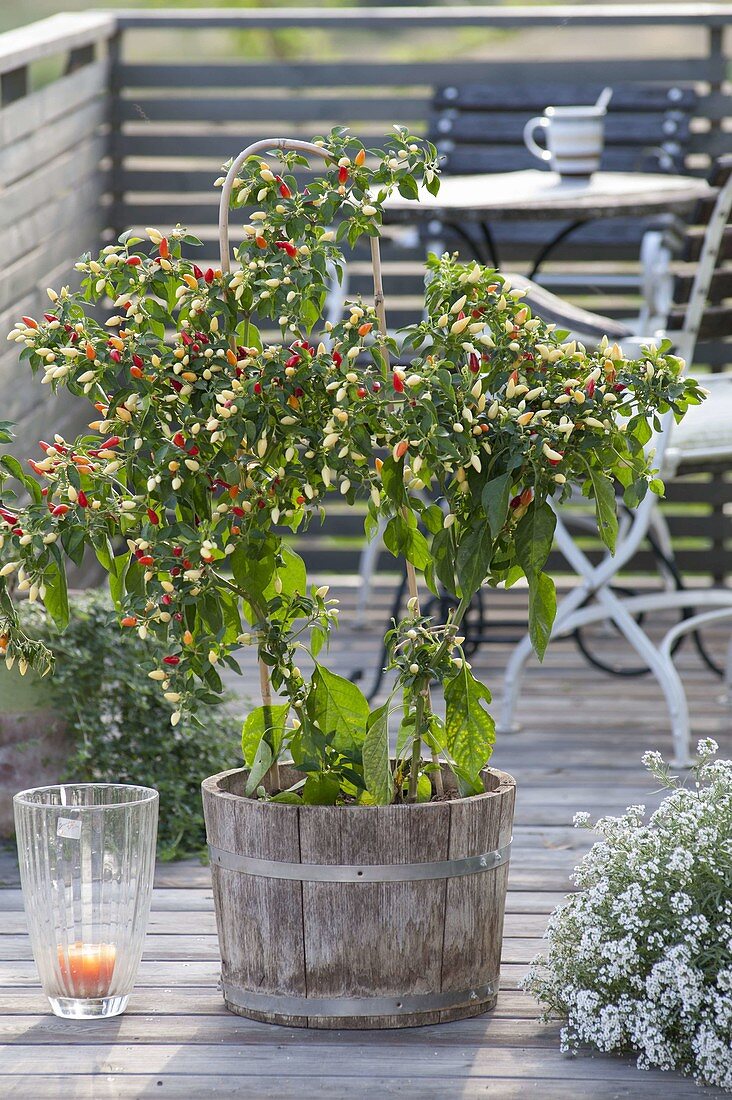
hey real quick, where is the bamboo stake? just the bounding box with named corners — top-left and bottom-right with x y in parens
top-left (219, 139), bottom-right (332, 791)
top-left (369, 237), bottom-right (444, 797)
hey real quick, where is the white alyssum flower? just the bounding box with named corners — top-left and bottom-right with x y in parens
top-left (523, 745), bottom-right (732, 1091)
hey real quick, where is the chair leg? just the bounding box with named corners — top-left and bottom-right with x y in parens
top-left (587, 584), bottom-right (692, 767)
top-left (497, 581), bottom-right (591, 734)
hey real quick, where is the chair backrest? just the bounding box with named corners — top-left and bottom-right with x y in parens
top-left (430, 82), bottom-right (698, 177)
top-left (666, 156), bottom-right (732, 366)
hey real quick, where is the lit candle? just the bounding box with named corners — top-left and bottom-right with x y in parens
top-left (57, 943), bottom-right (116, 998)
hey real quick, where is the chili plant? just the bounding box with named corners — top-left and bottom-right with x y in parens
top-left (0, 127), bottom-right (703, 804)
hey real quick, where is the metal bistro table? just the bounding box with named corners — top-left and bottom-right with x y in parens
top-left (383, 168), bottom-right (712, 277)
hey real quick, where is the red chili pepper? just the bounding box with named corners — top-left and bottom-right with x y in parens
top-left (356, 386), bottom-right (367, 398)
top-left (28, 460), bottom-right (45, 476)
top-left (285, 354), bottom-right (300, 369)
top-left (231, 506), bottom-right (245, 517)
top-left (170, 566), bottom-right (181, 577)
top-left (172, 546), bottom-right (183, 557)
top-left (392, 372), bottom-right (404, 394)
top-left (253, 381), bottom-right (262, 395)
top-left (192, 265), bottom-right (204, 280)
top-left (132, 354), bottom-right (144, 370)
top-left (0, 508), bottom-right (17, 524)
top-left (338, 165), bottom-right (349, 184)
top-left (138, 554), bottom-right (154, 567)
top-left (278, 180), bottom-right (291, 199)
top-left (163, 655), bottom-right (180, 666)
top-left (181, 332), bottom-right (193, 346)
top-left (161, 594), bottom-right (172, 606)
top-left (130, 366), bottom-right (144, 379)
top-left (468, 353), bottom-right (480, 373)
top-left (102, 436), bottom-right (120, 449)
top-left (170, 379), bottom-right (183, 393)
top-left (127, 256), bottom-right (141, 267)
top-left (332, 351), bottom-right (342, 367)
top-left (147, 508), bottom-right (160, 525)
top-left (509, 494), bottom-right (522, 511)
top-left (187, 445), bottom-right (199, 457)
top-left (43, 314), bottom-right (56, 323)
top-left (372, 380), bottom-right (381, 392)
top-left (159, 237), bottom-right (169, 260)
top-left (22, 316), bottom-right (38, 329)
top-left (121, 615), bottom-right (137, 627)
top-left (255, 235), bottom-right (267, 250)
top-left (110, 350), bottom-right (121, 363)
top-left (51, 504), bottom-right (69, 517)
top-left (204, 268), bottom-right (215, 284)
top-left (173, 432), bottom-right (185, 448)
top-left (77, 490), bottom-right (89, 508)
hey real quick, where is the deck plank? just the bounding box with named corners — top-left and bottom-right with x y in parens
top-left (1, 580), bottom-right (730, 1097)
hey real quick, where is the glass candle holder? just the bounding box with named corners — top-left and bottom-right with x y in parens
top-left (13, 783), bottom-right (158, 1019)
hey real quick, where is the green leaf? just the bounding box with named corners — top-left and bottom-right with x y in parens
top-left (266, 546), bottom-right (307, 602)
top-left (231, 540), bottom-right (276, 618)
top-left (362, 702), bottom-right (393, 805)
top-left (515, 500), bottom-right (556, 579)
top-left (379, 456), bottom-right (406, 508)
top-left (42, 559), bottom-right (69, 630)
top-left (482, 472), bottom-right (512, 538)
top-left (586, 467), bottom-right (618, 552)
top-left (0, 455), bottom-right (42, 503)
top-left (302, 773), bottom-right (341, 805)
top-left (456, 523), bottom-right (492, 601)
top-left (444, 665), bottom-right (495, 782)
top-left (383, 514), bottom-right (430, 571)
top-left (241, 702), bottom-right (289, 767)
top-left (527, 571), bottom-right (556, 662)
top-left (244, 739), bottom-right (273, 797)
top-left (307, 664), bottom-right (370, 752)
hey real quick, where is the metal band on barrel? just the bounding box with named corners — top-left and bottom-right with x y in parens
top-left (222, 979), bottom-right (499, 1017)
top-left (208, 840), bottom-right (511, 882)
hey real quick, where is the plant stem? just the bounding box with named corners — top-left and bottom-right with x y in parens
top-left (371, 231), bottom-right (442, 794)
top-left (407, 686), bottom-right (426, 803)
top-left (259, 655), bottom-right (281, 791)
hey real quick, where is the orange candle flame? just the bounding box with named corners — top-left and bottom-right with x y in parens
top-left (57, 942), bottom-right (116, 998)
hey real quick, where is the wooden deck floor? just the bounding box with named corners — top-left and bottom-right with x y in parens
top-left (1, 579), bottom-right (730, 1098)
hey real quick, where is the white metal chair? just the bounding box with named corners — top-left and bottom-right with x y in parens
top-left (499, 158), bottom-right (732, 765)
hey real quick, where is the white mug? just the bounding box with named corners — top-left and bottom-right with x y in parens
top-left (523, 105), bottom-right (606, 177)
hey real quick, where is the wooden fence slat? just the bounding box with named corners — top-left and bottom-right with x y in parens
top-left (0, 59), bottom-right (108, 148)
top-left (116, 58), bottom-right (728, 90)
top-left (0, 12), bottom-right (115, 78)
top-left (0, 98), bottom-right (107, 189)
top-left (116, 95), bottom-right (429, 125)
top-left (0, 135), bottom-right (107, 234)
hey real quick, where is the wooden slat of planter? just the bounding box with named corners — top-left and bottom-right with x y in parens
top-left (298, 799), bottom-right (452, 1028)
top-left (202, 775), bottom-right (306, 1028)
top-left (439, 776), bottom-right (516, 1021)
top-left (0, 60), bottom-right (108, 148)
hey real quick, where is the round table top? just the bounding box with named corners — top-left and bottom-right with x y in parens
top-left (383, 169), bottom-right (712, 223)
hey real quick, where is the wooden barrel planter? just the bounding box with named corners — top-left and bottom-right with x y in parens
top-left (202, 763), bottom-right (515, 1029)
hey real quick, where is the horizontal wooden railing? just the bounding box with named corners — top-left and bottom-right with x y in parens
top-left (0, 7), bottom-right (730, 579)
top-left (0, 13), bottom-right (117, 449)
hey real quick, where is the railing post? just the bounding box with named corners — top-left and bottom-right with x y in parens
top-left (107, 28), bottom-right (125, 241)
top-left (1, 66), bottom-right (27, 105)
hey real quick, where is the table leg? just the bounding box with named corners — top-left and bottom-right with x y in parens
top-left (528, 218), bottom-right (589, 279)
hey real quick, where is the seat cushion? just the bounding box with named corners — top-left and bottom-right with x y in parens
top-left (507, 273), bottom-right (634, 345)
top-left (664, 373), bottom-right (732, 473)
